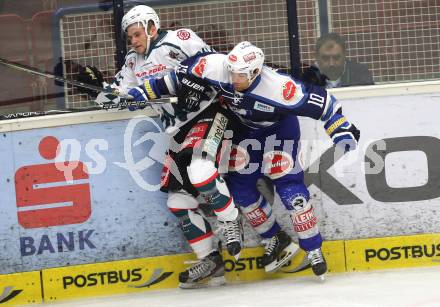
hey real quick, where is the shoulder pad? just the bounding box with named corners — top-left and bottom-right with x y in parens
top-left (252, 68), bottom-right (305, 107)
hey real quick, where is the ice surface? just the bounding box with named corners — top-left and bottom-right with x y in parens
top-left (49, 266), bottom-right (440, 307)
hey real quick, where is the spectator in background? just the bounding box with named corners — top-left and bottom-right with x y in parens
top-left (302, 32), bottom-right (374, 88)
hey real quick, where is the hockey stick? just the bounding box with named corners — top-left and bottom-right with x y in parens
top-left (0, 57), bottom-right (132, 99)
top-left (0, 96), bottom-right (178, 120)
top-left (0, 57), bottom-right (177, 117)
top-left (0, 107), bottom-right (103, 120)
top-left (101, 97), bottom-right (177, 110)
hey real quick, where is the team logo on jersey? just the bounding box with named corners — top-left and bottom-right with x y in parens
top-left (228, 145), bottom-right (249, 172)
top-left (192, 58), bottom-right (207, 77)
top-left (181, 122), bottom-right (209, 150)
top-left (169, 50), bottom-right (179, 59)
top-left (177, 29), bottom-right (191, 40)
top-left (127, 57), bottom-right (135, 69)
top-left (263, 151), bottom-right (294, 179)
top-left (243, 52), bottom-right (256, 63)
top-left (228, 54), bottom-right (237, 62)
top-left (282, 80), bottom-right (297, 101)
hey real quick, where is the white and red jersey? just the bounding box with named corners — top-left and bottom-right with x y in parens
top-left (111, 28), bottom-right (214, 133)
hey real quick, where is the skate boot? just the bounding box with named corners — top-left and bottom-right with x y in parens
top-left (307, 247), bottom-right (327, 279)
top-left (262, 230), bottom-right (300, 273)
top-left (218, 214), bottom-right (244, 260)
top-left (178, 251), bottom-right (225, 289)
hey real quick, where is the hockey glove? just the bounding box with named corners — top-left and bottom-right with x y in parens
top-left (324, 110), bottom-right (360, 153)
top-left (127, 79), bottom-right (161, 111)
top-left (301, 65), bottom-right (328, 87)
top-left (95, 91), bottom-right (122, 110)
top-left (176, 74), bottom-right (213, 113)
top-left (77, 65), bottom-right (104, 97)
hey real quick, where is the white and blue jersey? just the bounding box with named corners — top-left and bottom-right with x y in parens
top-left (147, 52), bottom-right (344, 251)
top-left (152, 53), bottom-right (340, 130)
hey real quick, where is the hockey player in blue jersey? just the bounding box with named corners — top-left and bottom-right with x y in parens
top-left (128, 41), bottom-right (360, 277)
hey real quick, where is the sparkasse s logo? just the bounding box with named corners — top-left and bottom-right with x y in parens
top-left (15, 136), bottom-right (96, 258)
top-left (15, 136), bottom-right (91, 229)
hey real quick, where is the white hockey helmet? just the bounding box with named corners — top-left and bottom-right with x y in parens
top-left (224, 41), bottom-right (265, 82)
top-left (121, 5), bottom-right (160, 32)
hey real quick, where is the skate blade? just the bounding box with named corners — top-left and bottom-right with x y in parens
top-left (318, 274), bottom-right (326, 281)
top-left (265, 242), bottom-right (300, 273)
top-left (233, 252), bottom-right (241, 261)
top-left (179, 275), bottom-right (226, 289)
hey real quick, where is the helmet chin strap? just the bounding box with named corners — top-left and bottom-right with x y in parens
top-left (144, 23), bottom-right (154, 54)
top-left (145, 34), bottom-right (152, 54)
top-left (247, 70), bottom-right (259, 86)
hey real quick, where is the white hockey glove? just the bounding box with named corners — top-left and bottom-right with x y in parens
top-left (94, 83), bottom-right (124, 109)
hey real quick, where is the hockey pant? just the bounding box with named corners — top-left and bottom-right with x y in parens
top-left (163, 104), bottom-right (239, 258)
top-left (226, 115), bottom-right (322, 251)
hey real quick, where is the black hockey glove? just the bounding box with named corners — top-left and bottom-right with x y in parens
top-left (176, 74), bottom-right (213, 113)
top-left (77, 65), bottom-right (104, 97)
top-left (302, 65), bottom-right (328, 87)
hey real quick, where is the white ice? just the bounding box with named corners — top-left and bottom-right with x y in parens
top-left (49, 266), bottom-right (440, 307)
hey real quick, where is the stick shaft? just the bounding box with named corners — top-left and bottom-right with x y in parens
top-left (0, 57), bottom-right (131, 99)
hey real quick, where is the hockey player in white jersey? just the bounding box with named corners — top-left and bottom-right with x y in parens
top-left (78, 5), bottom-right (244, 289)
top-left (128, 41), bottom-right (360, 277)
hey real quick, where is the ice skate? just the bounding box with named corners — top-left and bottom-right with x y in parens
top-left (262, 230), bottom-right (300, 273)
top-left (218, 214), bottom-right (244, 260)
top-left (307, 247), bottom-right (327, 279)
top-left (179, 251), bottom-right (225, 289)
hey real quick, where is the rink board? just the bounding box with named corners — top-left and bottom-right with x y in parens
top-left (41, 254), bottom-right (190, 302)
top-left (345, 233), bottom-right (440, 271)
top-left (40, 241), bottom-right (344, 303)
top-left (0, 271), bottom-right (42, 306)
top-left (1, 86), bottom-right (440, 276)
top-left (2, 234), bottom-right (440, 305)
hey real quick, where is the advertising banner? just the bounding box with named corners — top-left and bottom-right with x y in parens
top-left (41, 240), bottom-right (345, 303)
top-left (345, 234), bottom-right (440, 271)
top-left (280, 92), bottom-right (440, 242)
top-left (0, 116), bottom-right (187, 274)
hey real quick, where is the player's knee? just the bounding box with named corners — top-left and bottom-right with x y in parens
top-left (275, 180), bottom-right (310, 211)
top-left (167, 190), bottom-right (199, 217)
top-left (187, 158), bottom-right (217, 186)
top-left (168, 207), bottom-right (188, 218)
